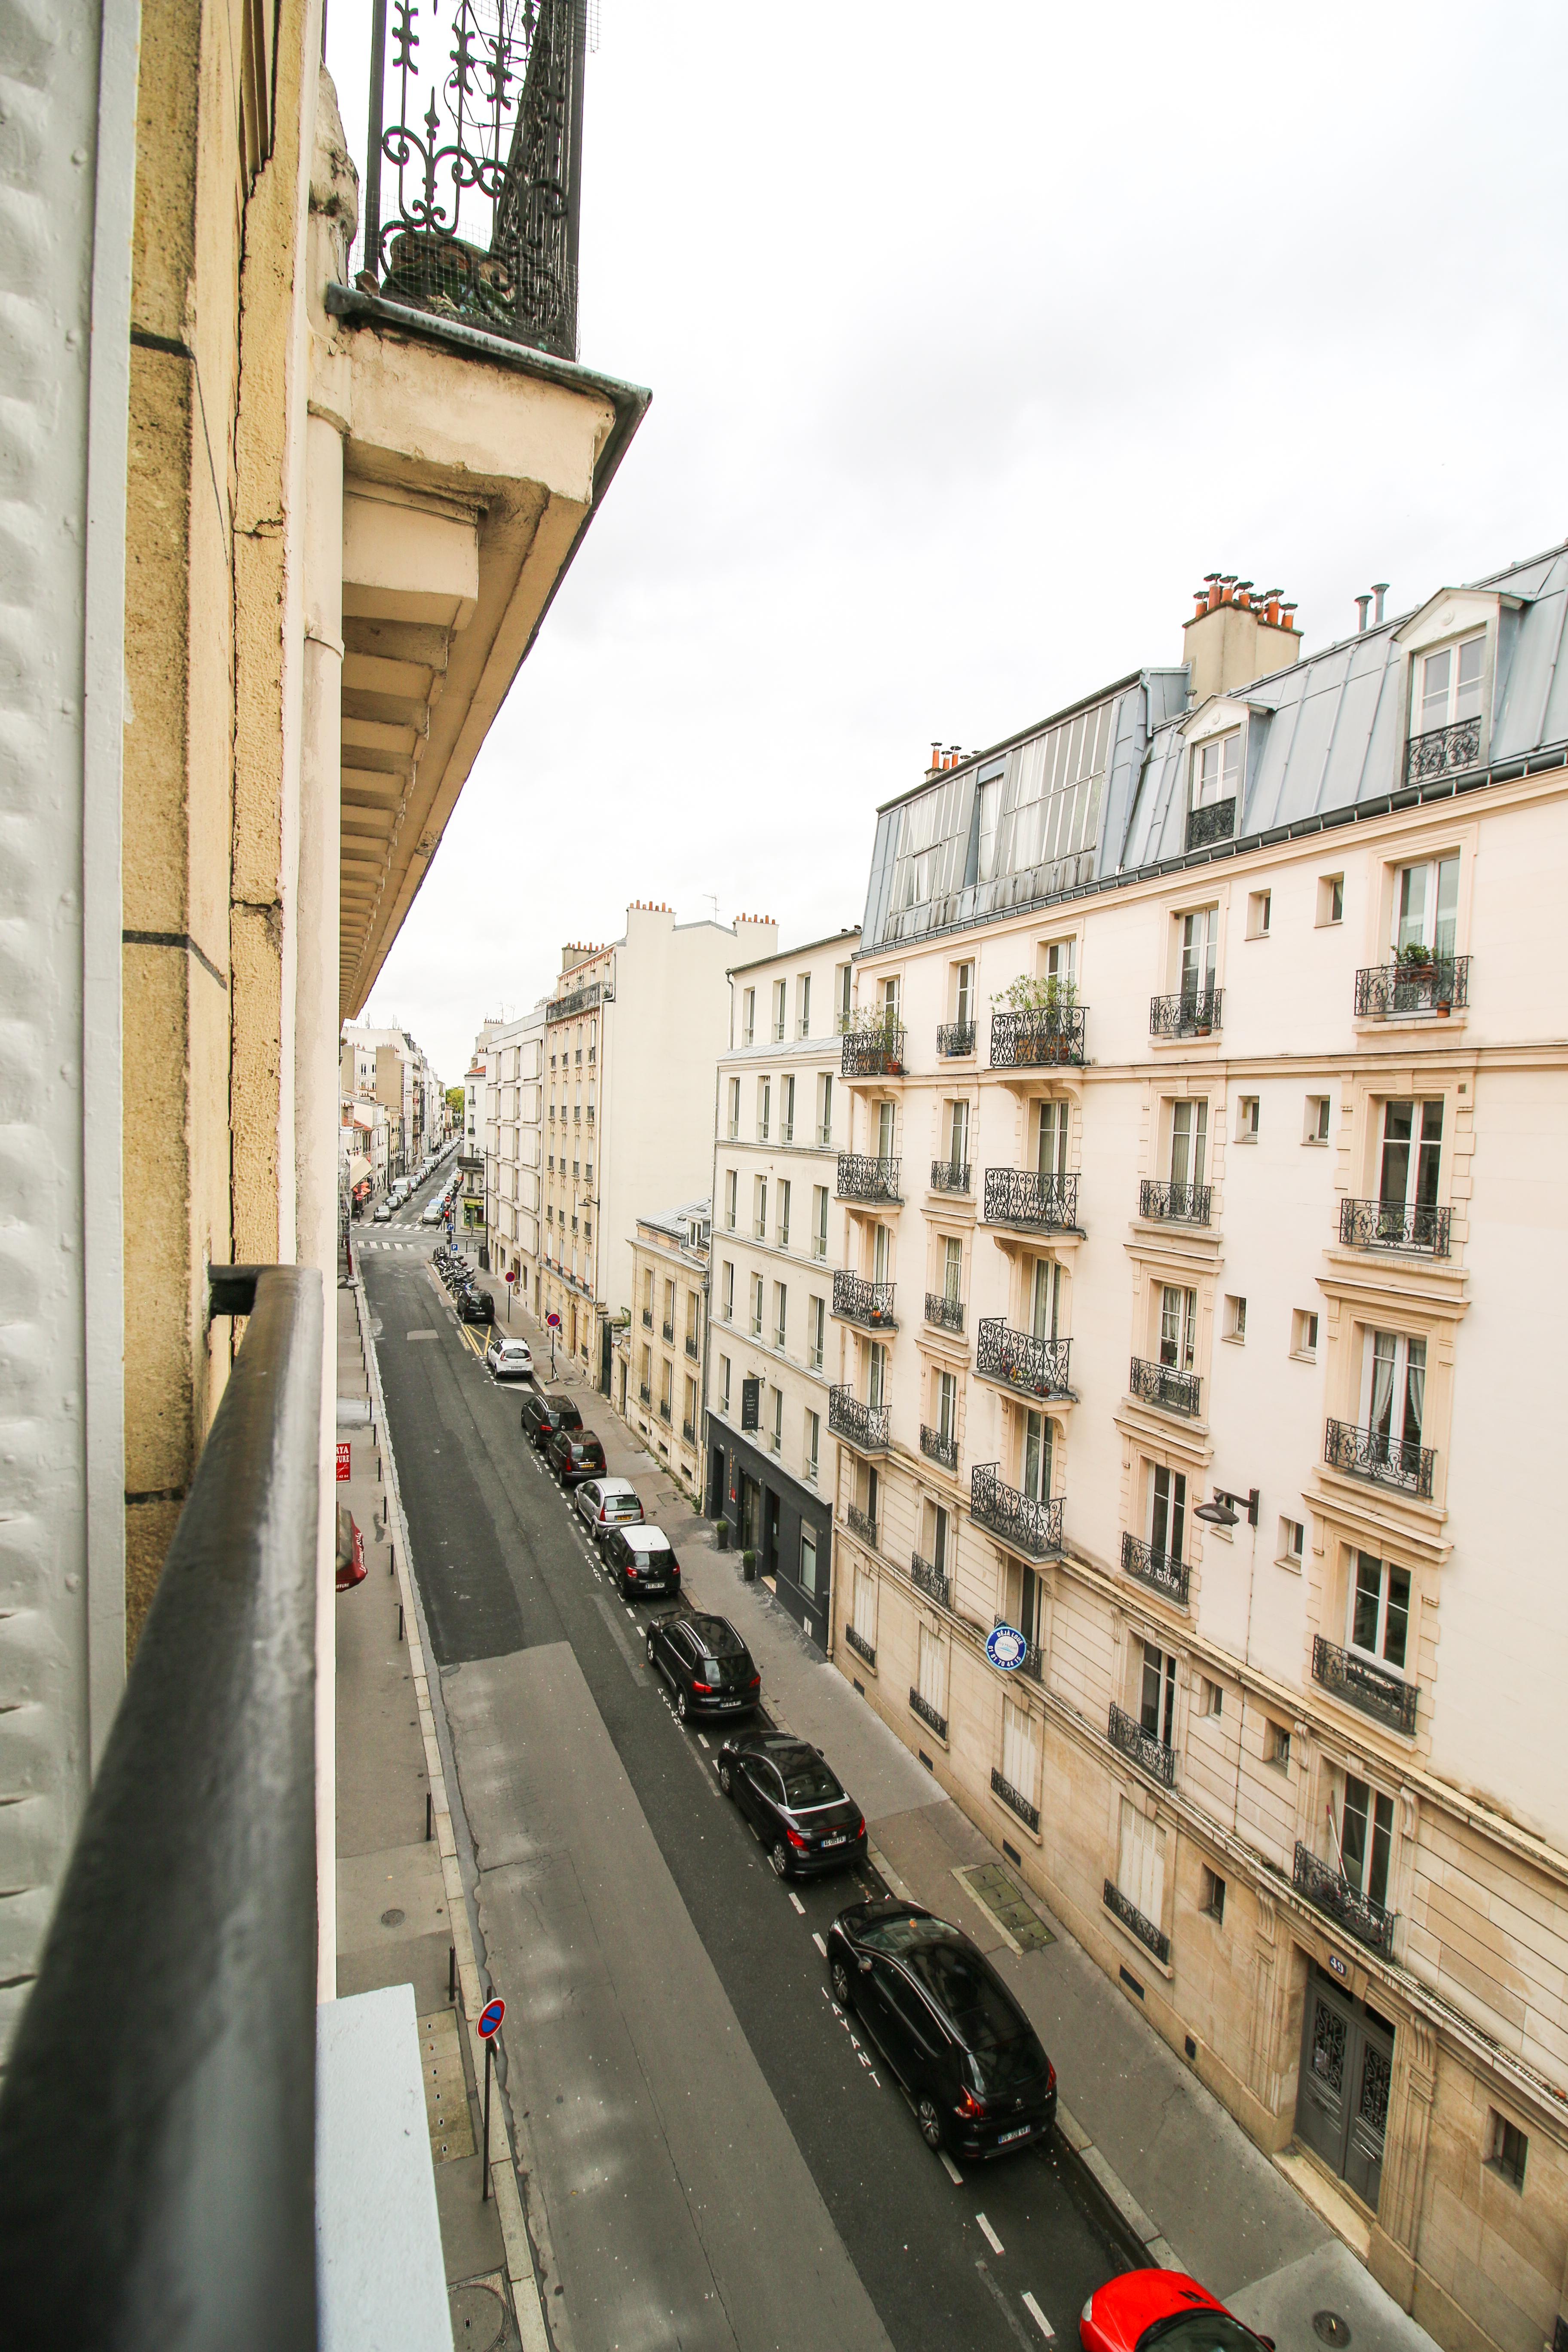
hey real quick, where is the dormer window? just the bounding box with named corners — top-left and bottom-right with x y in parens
top-left (1187, 729), bottom-right (1240, 850)
top-left (1408, 633), bottom-right (1484, 781)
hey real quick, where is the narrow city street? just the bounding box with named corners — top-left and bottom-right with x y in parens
top-left (361, 1229), bottom-right (1141, 2352)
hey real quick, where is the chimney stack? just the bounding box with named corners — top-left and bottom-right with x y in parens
top-left (1372, 582), bottom-right (1388, 626)
top-left (1355, 595), bottom-right (1372, 634)
top-left (1183, 571), bottom-right (1303, 701)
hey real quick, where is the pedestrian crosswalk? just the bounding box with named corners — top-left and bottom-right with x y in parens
top-left (356, 1239), bottom-right (425, 1251)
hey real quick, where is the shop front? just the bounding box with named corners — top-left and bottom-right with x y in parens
top-left (709, 1417), bottom-right (832, 1650)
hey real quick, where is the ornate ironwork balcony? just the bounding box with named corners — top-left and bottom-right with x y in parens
top-left (1103, 1878), bottom-right (1170, 1964)
top-left (910, 1553), bottom-right (951, 1609)
top-left (1185, 797), bottom-right (1236, 853)
top-left (682, 1417), bottom-right (695, 1444)
top-left (990, 1767), bottom-right (1039, 1834)
top-left (845, 1623), bottom-right (876, 1667)
top-left (836, 1152), bottom-right (901, 1204)
top-left (930, 1158), bottom-right (971, 1193)
top-left (1339, 1197), bottom-right (1451, 1256)
top-left (659, 1399), bottom-right (672, 1424)
top-left (976, 1319), bottom-right (1072, 1401)
top-left (1150, 988), bottom-right (1222, 1038)
top-left (685, 1333), bottom-right (700, 1358)
top-left (910, 1688), bottom-right (948, 1740)
top-left (638, 1381), bottom-right (651, 1405)
top-left (1121, 1531), bottom-right (1190, 1608)
top-left (1293, 1841), bottom-right (1396, 1957)
top-left (1405, 714), bottom-right (1481, 786)
top-left (925, 1290), bottom-right (964, 1334)
top-left (830, 1387), bottom-right (890, 1454)
top-left (1325, 1417), bottom-right (1435, 1499)
top-left (832, 1270), bottom-right (897, 1330)
top-left (937, 1022), bottom-right (976, 1059)
top-left (920, 1423), bottom-right (959, 1472)
top-left (1312, 1636), bottom-right (1418, 1736)
top-left (1139, 1179), bottom-right (1212, 1226)
top-left (1108, 1702), bottom-right (1176, 1788)
top-left (1354, 956), bottom-right (1469, 1019)
top-left (989, 1004), bottom-right (1087, 1069)
top-left (841, 1016), bottom-right (906, 1078)
top-left (983, 1167), bottom-right (1080, 1234)
top-left (1129, 1356), bottom-right (1201, 1419)
top-left (641, 1306), bottom-right (652, 1328)
top-left (661, 1318), bottom-right (674, 1342)
top-left (970, 1465), bottom-right (1063, 1561)
top-left (845, 1503), bottom-right (878, 1550)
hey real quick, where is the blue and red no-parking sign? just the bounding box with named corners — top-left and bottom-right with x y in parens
top-left (478, 1997), bottom-right (505, 2040)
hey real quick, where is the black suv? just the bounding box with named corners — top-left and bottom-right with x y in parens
top-left (716, 1731), bottom-right (866, 1879)
top-left (456, 1288), bottom-right (493, 1325)
top-left (825, 1903), bottom-right (1057, 2161)
top-left (520, 1392), bottom-right (583, 1449)
top-left (545, 1428), bottom-right (606, 1487)
top-left (645, 1612), bottom-right (760, 1722)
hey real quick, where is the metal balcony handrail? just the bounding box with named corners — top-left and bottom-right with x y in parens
top-left (1405, 714), bottom-right (1481, 786)
top-left (976, 1318), bottom-right (1072, 1400)
top-left (1120, 1530), bottom-right (1191, 1608)
top-left (639, 1381), bottom-right (651, 1405)
top-left (641, 1305), bottom-right (652, 1327)
top-left (920, 1422), bottom-right (959, 1471)
top-left (1138, 1178), bottom-right (1211, 1226)
top-left (836, 1152), bottom-right (901, 1203)
top-left (0, 1265), bottom-right (323, 2344)
top-left (659, 1399), bottom-right (672, 1423)
top-left (1185, 796), bottom-right (1236, 853)
top-left (545, 975), bottom-right (602, 1025)
top-left (929, 1158), bottom-right (971, 1194)
top-left (1149, 986), bottom-right (1222, 1038)
top-left (684, 1333), bottom-right (700, 1359)
top-left (989, 1004), bottom-right (1087, 1069)
top-left (1339, 1197), bottom-right (1451, 1256)
top-left (910, 1688), bottom-right (948, 1739)
top-left (910, 1552), bottom-right (951, 1609)
top-left (844, 1622), bottom-right (877, 1666)
top-left (845, 1503), bottom-right (878, 1549)
top-left (661, 1318), bottom-right (675, 1341)
top-left (1293, 1841), bottom-right (1396, 1957)
top-left (925, 1290), bottom-right (965, 1334)
top-left (1103, 1878), bottom-right (1170, 1964)
top-left (983, 1166), bottom-right (1080, 1233)
top-left (682, 1418), bottom-right (696, 1443)
top-left (969, 1464), bottom-right (1063, 1560)
top-left (841, 1016), bottom-right (906, 1078)
top-left (936, 1021), bottom-right (976, 1059)
top-left (1312, 1635), bottom-right (1418, 1736)
top-left (989, 1767), bottom-right (1039, 1833)
top-left (832, 1269), bottom-right (897, 1329)
top-left (1324, 1416), bottom-right (1436, 1498)
top-left (1129, 1355), bottom-right (1201, 1418)
top-left (829, 1386), bottom-right (890, 1453)
top-left (1108, 1701), bottom-right (1176, 1788)
top-left (1354, 956), bottom-right (1469, 1019)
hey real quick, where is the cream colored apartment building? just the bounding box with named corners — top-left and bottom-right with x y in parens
top-left (704, 930), bottom-right (861, 1645)
top-left (828, 556), bottom-right (1568, 2352)
top-left (482, 1007), bottom-right (546, 1281)
top-left (615, 1205), bottom-right (710, 1495)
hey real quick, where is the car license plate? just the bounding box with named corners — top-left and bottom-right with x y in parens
top-left (717, 1697), bottom-right (741, 1709)
top-left (821, 1833), bottom-right (846, 1847)
top-left (997, 2124), bottom-right (1032, 2145)
top-left (643, 1580), bottom-right (667, 1593)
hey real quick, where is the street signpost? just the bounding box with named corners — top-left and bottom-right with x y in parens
top-left (545, 1308), bottom-right (560, 1374)
top-left (478, 1997), bottom-right (505, 2201)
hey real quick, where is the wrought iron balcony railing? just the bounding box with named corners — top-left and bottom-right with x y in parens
top-left (983, 1166), bottom-right (1080, 1233)
top-left (990, 1767), bottom-right (1039, 1834)
top-left (841, 1016), bottom-right (906, 1078)
top-left (0, 1265), bottom-right (322, 2341)
top-left (1108, 1701), bottom-right (1176, 1788)
top-left (1150, 987), bottom-right (1222, 1038)
top-left (1139, 1178), bottom-right (1212, 1226)
top-left (970, 1464), bottom-right (1063, 1561)
top-left (639, 1382), bottom-right (651, 1405)
top-left (1325, 1416), bottom-right (1436, 1498)
top-left (929, 1158), bottom-right (971, 1193)
top-left (925, 1290), bottom-right (965, 1334)
top-left (910, 1688), bottom-right (948, 1740)
top-left (910, 1553), bottom-right (951, 1609)
top-left (1185, 797), bottom-right (1236, 853)
top-left (685, 1332), bottom-right (700, 1358)
top-left (661, 1318), bottom-right (675, 1342)
top-left (845, 1502), bottom-right (878, 1548)
top-left (1103, 1878), bottom-right (1170, 1964)
top-left (845, 1623), bottom-right (876, 1667)
top-left (1121, 1530), bottom-right (1190, 1608)
top-left (920, 1422), bottom-right (959, 1472)
top-left (976, 1318), bottom-right (1072, 1401)
top-left (1312, 1636), bottom-right (1418, 1736)
top-left (641, 1305), bottom-right (652, 1329)
top-left (832, 1270), bottom-right (897, 1330)
top-left (1339, 1197), bottom-right (1451, 1256)
top-left (1405, 714), bottom-right (1481, 786)
top-left (937, 1021), bottom-right (976, 1059)
top-left (836, 1152), bottom-right (902, 1204)
top-left (1293, 1842), bottom-right (1396, 1957)
top-left (830, 1386), bottom-right (890, 1453)
top-left (1129, 1356), bottom-right (1201, 1418)
top-left (682, 1417), bottom-right (696, 1444)
top-left (1354, 956), bottom-right (1469, 1019)
top-left (989, 1003), bottom-right (1087, 1069)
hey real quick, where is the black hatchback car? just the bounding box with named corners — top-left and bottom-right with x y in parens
top-left (456, 1288), bottom-right (493, 1325)
top-left (825, 1903), bottom-right (1057, 2162)
top-left (645, 1611), bottom-right (760, 1722)
top-left (717, 1730), bottom-right (866, 1879)
top-left (602, 1524), bottom-right (680, 1599)
top-left (520, 1391), bottom-right (583, 1449)
top-left (545, 1427), bottom-right (606, 1487)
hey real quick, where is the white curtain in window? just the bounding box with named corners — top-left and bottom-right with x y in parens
top-left (1117, 1798), bottom-right (1166, 1928)
top-left (1404, 1338), bottom-right (1425, 1445)
top-left (1369, 1332), bottom-right (1396, 1436)
top-left (853, 1567), bottom-right (878, 1646)
top-left (918, 1625), bottom-right (947, 1717)
top-left (1001, 1697), bottom-right (1038, 1802)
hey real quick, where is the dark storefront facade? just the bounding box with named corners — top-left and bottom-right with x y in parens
top-left (707, 1415), bottom-right (833, 1651)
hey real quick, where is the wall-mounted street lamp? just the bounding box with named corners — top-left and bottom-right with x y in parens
top-left (1194, 1485), bottom-right (1259, 1529)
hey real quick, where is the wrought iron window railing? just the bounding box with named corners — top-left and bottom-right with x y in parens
top-left (969, 1465), bottom-right (1063, 1560)
top-left (832, 1270), bottom-right (897, 1330)
top-left (1312, 1636), bottom-right (1418, 1736)
top-left (836, 1152), bottom-right (902, 1204)
top-left (1138, 1178), bottom-right (1211, 1226)
top-left (1108, 1701), bottom-right (1176, 1788)
top-left (1121, 1531), bottom-right (1190, 1608)
top-left (1150, 987), bottom-right (1222, 1038)
top-left (983, 1167), bottom-right (1080, 1233)
top-left (682, 1417), bottom-right (695, 1443)
top-left (1354, 956), bottom-right (1469, 1019)
top-left (829, 1387), bottom-right (890, 1453)
top-left (845, 1501), bottom-right (878, 1547)
top-left (990, 1767), bottom-right (1039, 1834)
top-left (840, 1015), bottom-right (906, 1078)
top-left (937, 1022), bottom-right (976, 1059)
top-left (929, 1158), bottom-right (971, 1194)
top-left (639, 1381), bottom-right (651, 1405)
top-left (661, 1318), bottom-right (674, 1342)
top-left (910, 1688), bottom-right (948, 1740)
top-left (1129, 1356), bottom-right (1201, 1418)
top-left (845, 1623), bottom-right (876, 1667)
top-left (641, 1304), bottom-right (654, 1328)
top-left (910, 1553), bottom-right (950, 1609)
top-left (989, 1004), bottom-right (1087, 1069)
top-left (920, 1423), bottom-right (959, 1472)
top-left (925, 1290), bottom-right (964, 1334)
top-left (1103, 1878), bottom-right (1170, 1965)
top-left (1293, 1841), bottom-right (1396, 1957)
top-left (976, 1318), bottom-right (1072, 1400)
top-left (0, 1265), bottom-right (323, 2342)
top-left (1339, 1197), bottom-right (1451, 1256)
top-left (1324, 1416), bottom-right (1435, 1498)
top-left (1404, 714), bottom-right (1481, 786)
top-left (1185, 797), bottom-right (1236, 853)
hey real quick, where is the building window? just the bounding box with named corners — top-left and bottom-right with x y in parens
top-left (808, 1293), bottom-right (825, 1371)
top-left (1224, 1294), bottom-right (1247, 1343)
top-left (1139, 1641), bottom-right (1176, 1747)
top-left (954, 959), bottom-right (974, 1027)
top-left (853, 1564), bottom-right (878, 1648)
top-left (1159, 1285), bottom-right (1197, 1373)
top-left (1361, 1326), bottom-right (1426, 1458)
top-left (770, 1384), bottom-right (783, 1454)
top-left (750, 1274), bottom-right (764, 1337)
top-left (817, 1071), bottom-right (833, 1146)
top-left (942, 1234), bottom-right (962, 1306)
top-left (727, 1077), bottom-right (740, 1140)
top-left (1035, 1096), bottom-right (1069, 1178)
top-left (721, 1262), bottom-right (734, 1321)
top-left (773, 1281), bottom-right (787, 1352)
top-left (867, 1340), bottom-right (888, 1411)
top-left (1305, 1094), bottom-right (1331, 1145)
top-left (1002, 1697), bottom-right (1039, 1811)
top-left (1487, 2113), bottom-right (1528, 2192)
top-left (1339, 1773), bottom-right (1393, 1906)
top-left (1247, 889), bottom-right (1271, 939)
top-left (804, 1411), bottom-right (820, 1488)
top-left (1378, 1099), bottom-right (1442, 1221)
top-left (1317, 873), bottom-right (1344, 926)
top-left (781, 1074), bottom-right (795, 1145)
top-left (946, 1097), bottom-right (970, 1171)
top-left (800, 1519), bottom-right (818, 1589)
top-left (936, 1368), bottom-right (957, 1449)
top-left (1292, 1309), bottom-right (1318, 1359)
top-left (1149, 1464), bottom-right (1185, 1562)
top-left (1116, 1797), bottom-right (1166, 1929)
top-left (724, 1169), bottom-right (738, 1231)
top-left (777, 1178), bottom-right (791, 1250)
top-left (753, 1175), bottom-right (768, 1240)
top-left (1191, 729), bottom-right (1240, 813)
top-left (772, 979), bottom-right (787, 1042)
top-left (1029, 1258), bottom-right (1062, 1342)
top-left (1020, 1409), bottom-right (1051, 1502)
top-left (811, 1185), bottom-right (828, 1260)
top-left (796, 972), bottom-right (811, 1038)
top-left (1393, 852), bottom-right (1459, 962)
top-left (1236, 1095), bottom-right (1259, 1142)
top-left (720, 1354), bottom-right (731, 1413)
top-left (1350, 1550), bottom-right (1412, 1672)
top-left (1200, 1866), bottom-right (1226, 1924)
top-left (918, 1624), bottom-right (947, 1721)
top-left (876, 1099), bottom-right (896, 1161)
top-left (758, 1078), bottom-right (771, 1142)
top-left (835, 962), bottom-right (852, 1031)
top-left (741, 988), bottom-right (756, 1047)
top-left (1264, 1719), bottom-right (1291, 1770)
top-left (1279, 1517), bottom-right (1305, 1570)
top-left (1198, 1677), bottom-right (1223, 1718)
top-left (1179, 907), bottom-right (1218, 1001)
top-left (1167, 1098), bottom-right (1207, 1189)
top-left (1414, 633), bottom-right (1484, 737)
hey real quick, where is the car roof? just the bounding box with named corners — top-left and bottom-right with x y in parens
top-left (622, 1525), bottom-right (670, 1550)
top-left (596, 1476), bottom-right (639, 1495)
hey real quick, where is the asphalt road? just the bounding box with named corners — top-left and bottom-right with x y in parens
top-left (362, 1230), bottom-right (1142, 2352)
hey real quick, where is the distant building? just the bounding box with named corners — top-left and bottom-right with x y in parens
top-left (481, 1009), bottom-right (547, 1286)
top-left (614, 1203), bottom-right (710, 1498)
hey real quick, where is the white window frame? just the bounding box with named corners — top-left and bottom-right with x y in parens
top-left (1412, 631), bottom-right (1484, 738)
top-left (1348, 1548), bottom-right (1412, 1675)
top-left (1167, 1098), bottom-right (1207, 1189)
top-left (1190, 729), bottom-right (1240, 812)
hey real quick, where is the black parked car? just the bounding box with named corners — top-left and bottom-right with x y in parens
top-left (602, 1524), bottom-right (680, 1599)
top-left (545, 1427), bottom-right (606, 1487)
top-left (645, 1611), bottom-right (760, 1723)
top-left (520, 1391), bottom-right (583, 1449)
top-left (825, 1904), bottom-right (1057, 2162)
top-left (716, 1730), bottom-right (866, 1879)
top-left (456, 1289), bottom-right (493, 1325)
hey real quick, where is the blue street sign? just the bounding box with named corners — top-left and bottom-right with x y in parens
top-left (478, 1997), bottom-right (505, 2039)
top-left (985, 1624), bottom-right (1028, 1672)
top-left (545, 1311), bottom-right (561, 1329)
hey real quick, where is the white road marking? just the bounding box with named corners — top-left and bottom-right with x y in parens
top-left (1023, 2292), bottom-right (1054, 2339)
top-left (976, 2213), bottom-right (1004, 2255)
top-left (812, 1931), bottom-right (827, 1957)
top-left (938, 2150), bottom-right (964, 2187)
top-left (695, 1732), bottom-right (710, 1749)
top-left (787, 1890), bottom-right (805, 1916)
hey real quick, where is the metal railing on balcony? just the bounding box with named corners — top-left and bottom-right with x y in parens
top-left (1108, 1701), bottom-right (1176, 1788)
top-left (990, 1767), bottom-right (1039, 1834)
top-left (1339, 1197), bottom-right (1451, 1256)
top-left (1354, 956), bottom-right (1470, 1019)
top-left (929, 1158), bottom-right (971, 1193)
top-left (1185, 796), bottom-right (1236, 852)
top-left (845, 1623), bottom-right (877, 1667)
top-left (0, 1265), bottom-right (322, 2343)
top-left (910, 1688), bottom-right (948, 1740)
top-left (639, 1381), bottom-right (651, 1405)
top-left (983, 1167), bottom-right (1080, 1233)
top-left (1129, 1356), bottom-right (1201, 1418)
top-left (1121, 1530), bottom-right (1191, 1607)
top-left (925, 1290), bottom-right (964, 1334)
top-left (1138, 1178), bottom-right (1212, 1226)
top-left (969, 1465), bottom-right (1063, 1560)
top-left (1150, 987), bottom-right (1222, 1038)
top-left (659, 1399), bottom-right (672, 1424)
top-left (910, 1553), bottom-right (951, 1609)
top-left (920, 1422), bottom-right (959, 1472)
top-left (1312, 1636), bottom-right (1418, 1736)
top-left (841, 1014), bottom-right (906, 1078)
top-left (829, 1387), bottom-right (890, 1453)
top-left (836, 1152), bottom-right (901, 1204)
top-left (661, 1318), bottom-right (675, 1341)
top-left (1405, 714), bottom-right (1481, 785)
top-left (989, 1003), bottom-right (1087, 1069)
top-left (685, 1332), bottom-right (700, 1359)
top-left (1293, 1841), bottom-right (1396, 1957)
top-left (832, 1270), bottom-right (897, 1330)
top-left (641, 1305), bottom-right (652, 1328)
top-left (1103, 1878), bottom-right (1170, 1964)
top-left (682, 1417), bottom-right (696, 1444)
top-left (937, 1021), bottom-right (976, 1059)
top-left (976, 1318), bottom-right (1072, 1401)
top-left (1325, 1416), bottom-right (1436, 1498)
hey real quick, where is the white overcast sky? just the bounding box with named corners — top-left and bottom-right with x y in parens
top-left (329, 0), bottom-right (1568, 1087)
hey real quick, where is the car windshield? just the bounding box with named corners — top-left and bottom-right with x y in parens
top-left (1137, 2317), bottom-right (1262, 2352)
top-left (903, 1945), bottom-right (1043, 2094)
top-left (780, 1756), bottom-right (844, 1808)
top-left (693, 1619), bottom-right (746, 1657)
top-left (857, 1911), bottom-right (955, 1957)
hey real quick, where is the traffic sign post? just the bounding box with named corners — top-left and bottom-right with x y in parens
top-left (545, 1308), bottom-right (560, 1375)
top-left (478, 1997), bottom-right (505, 2201)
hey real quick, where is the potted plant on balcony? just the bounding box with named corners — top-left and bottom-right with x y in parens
top-left (1394, 938), bottom-right (1448, 1012)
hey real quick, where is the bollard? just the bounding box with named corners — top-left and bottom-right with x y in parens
top-left (448, 1943), bottom-right (456, 2004)
top-left (397, 1602), bottom-right (404, 1642)
top-left (425, 1790), bottom-right (433, 1841)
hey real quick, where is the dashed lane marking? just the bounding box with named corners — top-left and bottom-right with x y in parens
top-left (1023, 2292), bottom-right (1055, 2340)
top-left (812, 1931), bottom-right (827, 1957)
top-left (938, 2150), bottom-right (964, 2186)
top-left (696, 1733), bottom-right (710, 1749)
top-left (787, 1891), bottom-right (805, 1916)
top-left (976, 2213), bottom-right (1004, 2255)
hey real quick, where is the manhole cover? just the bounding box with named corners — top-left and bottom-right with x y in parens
top-left (449, 2282), bottom-right (507, 2349)
top-left (1313, 2314), bottom-right (1351, 2347)
top-left (380, 1907), bottom-right (406, 1927)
